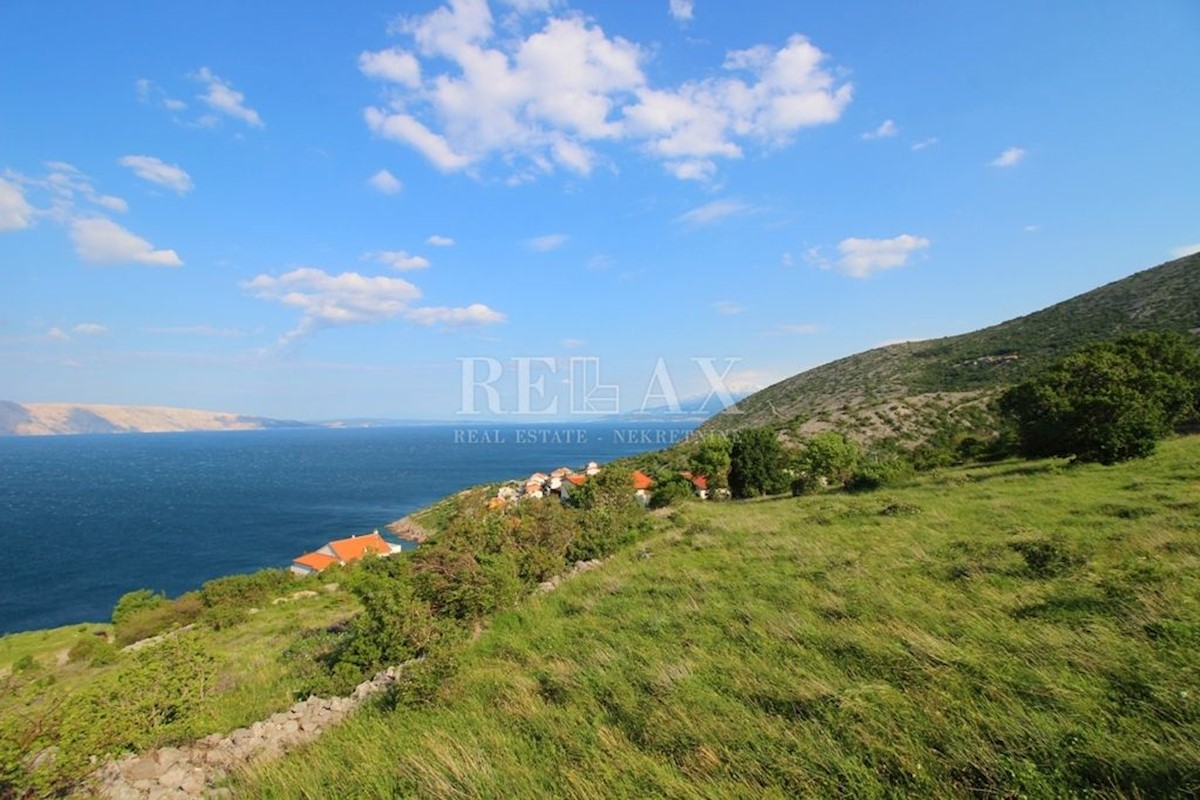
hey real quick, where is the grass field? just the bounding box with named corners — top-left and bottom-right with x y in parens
top-left (234, 437), bottom-right (1200, 798)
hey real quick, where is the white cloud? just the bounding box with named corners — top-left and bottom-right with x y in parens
top-left (243, 267), bottom-right (504, 344)
top-left (360, 5), bottom-right (849, 181)
top-left (668, 0), bottom-right (694, 21)
top-left (358, 47), bottom-right (422, 87)
top-left (46, 327), bottom-right (71, 342)
top-left (561, 337), bottom-right (586, 348)
top-left (0, 177), bottom-right (34, 231)
top-left (862, 119), bottom-right (898, 140)
top-left (368, 169), bottom-right (404, 194)
top-left (835, 234), bottom-right (930, 278)
top-left (405, 303), bottom-right (507, 326)
top-left (71, 322), bottom-right (108, 336)
top-left (529, 233), bottom-right (568, 251)
top-left (773, 323), bottom-right (821, 334)
top-left (68, 217), bottom-right (183, 267)
top-left (1024, 224), bottom-right (1041, 233)
top-left (193, 67), bottom-right (264, 128)
top-left (713, 301), bottom-right (744, 315)
top-left (911, 137), bottom-right (938, 151)
top-left (664, 159), bottom-right (716, 181)
top-left (367, 250), bottom-right (431, 270)
top-left (1169, 243), bottom-right (1200, 259)
top-left (675, 199), bottom-right (749, 227)
top-left (989, 146), bottom-right (1026, 168)
top-left (119, 155), bottom-right (194, 194)
top-left (426, 234), bottom-right (456, 246)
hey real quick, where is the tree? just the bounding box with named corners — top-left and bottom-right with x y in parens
top-left (690, 435), bottom-right (732, 492)
top-left (793, 432), bottom-right (862, 489)
top-left (999, 332), bottom-right (1200, 464)
top-left (728, 427), bottom-right (788, 498)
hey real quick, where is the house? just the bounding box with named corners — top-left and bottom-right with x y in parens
top-left (585, 461), bottom-right (600, 476)
top-left (632, 470), bottom-right (655, 506)
top-left (290, 530), bottom-right (399, 576)
top-left (681, 471), bottom-right (710, 500)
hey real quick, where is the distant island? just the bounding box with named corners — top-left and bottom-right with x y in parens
top-left (0, 401), bottom-right (314, 437)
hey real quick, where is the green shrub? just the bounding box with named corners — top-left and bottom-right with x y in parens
top-left (111, 588), bottom-right (164, 626)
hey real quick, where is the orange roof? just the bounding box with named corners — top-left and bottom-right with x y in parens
top-left (293, 552), bottom-right (339, 572)
top-left (566, 474), bottom-right (587, 486)
top-left (691, 475), bottom-right (709, 491)
top-left (632, 470), bottom-right (654, 490)
top-left (327, 532), bottom-right (391, 562)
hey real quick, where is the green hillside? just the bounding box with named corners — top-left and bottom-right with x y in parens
top-left (235, 436), bottom-right (1200, 799)
top-left (704, 252), bottom-right (1200, 440)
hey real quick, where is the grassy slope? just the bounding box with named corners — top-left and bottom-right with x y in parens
top-left (236, 437), bottom-right (1200, 798)
top-left (0, 589), bottom-right (359, 749)
top-left (705, 252), bottom-right (1200, 438)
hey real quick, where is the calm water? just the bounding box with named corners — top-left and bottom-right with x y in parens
top-left (0, 423), bottom-right (694, 634)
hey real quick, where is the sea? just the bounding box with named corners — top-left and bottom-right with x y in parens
top-left (0, 422), bottom-right (696, 635)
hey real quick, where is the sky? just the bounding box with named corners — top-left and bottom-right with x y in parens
top-left (2, 0), bottom-right (1198, 420)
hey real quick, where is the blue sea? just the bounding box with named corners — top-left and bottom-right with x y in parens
top-left (0, 422), bottom-right (695, 635)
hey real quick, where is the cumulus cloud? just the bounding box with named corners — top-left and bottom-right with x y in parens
top-left (0, 177), bottom-right (34, 231)
top-left (119, 155), bottom-right (194, 194)
top-left (193, 67), bottom-right (264, 128)
top-left (358, 47), bottom-right (422, 87)
top-left (833, 234), bottom-right (930, 278)
top-left (366, 250), bottom-right (431, 270)
top-left (405, 303), bottom-right (507, 326)
top-left (675, 199), bottom-right (750, 227)
top-left (668, 0), bottom-right (694, 21)
top-left (529, 233), bottom-right (568, 251)
top-left (989, 146), bottom-right (1026, 167)
top-left (426, 234), bottom-right (455, 246)
top-left (862, 119), bottom-right (898, 140)
top-left (368, 169), bottom-right (404, 194)
top-left (1170, 243), bottom-right (1200, 259)
top-left (359, 2), bottom-right (849, 181)
top-left (69, 217), bottom-right (183, 267)
top-left (243, 267), bottom-right (505, 345)
top-left (713, 301), bottom-right (744, 315)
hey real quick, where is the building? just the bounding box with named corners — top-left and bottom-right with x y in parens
top-left (290, 530), bottom-right (400, 576)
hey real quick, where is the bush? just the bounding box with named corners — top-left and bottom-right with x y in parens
top-left (846, 456), bottom-right (914, 493)
top-left (999, 332), bottom-right (1200, 464)
top-left (729, 428), bottom-right (788, 498)
top-left (111, 588), bottom-right (164, 626)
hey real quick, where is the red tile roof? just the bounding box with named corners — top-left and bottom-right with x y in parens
top-left (327, 532), bottom-right (391, 562)
top-left (632, 470), bottom-right (654, 491)
top-left (691, 475), bottom-right (709, 491)
top-left (566, 474), bottom-right (587, 486)
top-left (293, 552), bottom-right (339, 572)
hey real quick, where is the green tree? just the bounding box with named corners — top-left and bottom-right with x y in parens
top-left (999, 332), bottom-right (1200, 464)
top-left (649, 471), bottom-right (695, 508)
top-left (690, 435), bottom-right (732, 492)
top-left (794, 432), bottom-right (862, 489)
top-left (728, 427), bottom-right (788, 498)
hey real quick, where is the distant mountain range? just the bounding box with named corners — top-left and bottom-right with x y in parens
top-left (0, 402), bottom-right (314, 437)
top-left (703, 251), bottom-right (1200, 442)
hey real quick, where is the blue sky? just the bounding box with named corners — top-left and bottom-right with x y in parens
top-left (2, 0), bottom-right (1198, 420)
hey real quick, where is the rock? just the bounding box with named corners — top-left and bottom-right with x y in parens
top-left (122, 756), bottom-right (162, 783)
top-left (158, 764), bottom-right (190, 788)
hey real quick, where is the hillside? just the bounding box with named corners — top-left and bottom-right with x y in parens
top-left (704, 252), bottom-right (1200, 440)
top-left (235, 437), bottom-right (1200, 798)
top-left (0, 401), bottom-right (310, 436)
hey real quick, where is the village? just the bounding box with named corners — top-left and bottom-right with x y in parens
top-left (289, 461), bottom-right (712, 576)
